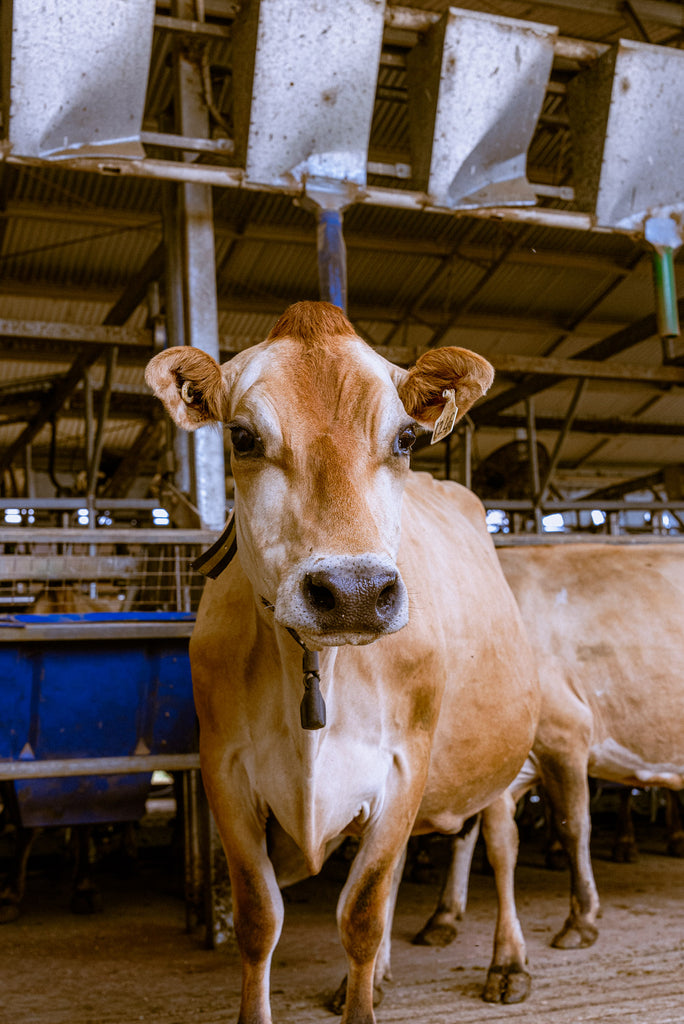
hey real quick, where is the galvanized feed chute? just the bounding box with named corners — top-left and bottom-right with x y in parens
top-left (2, 0), bottom-right (155, 160)
top-left (567, 39), bottom-right (684, 342)
top-left (406, 8), bottom-right (557, 210)
top-left (232, 0), bottom-right (387, 309)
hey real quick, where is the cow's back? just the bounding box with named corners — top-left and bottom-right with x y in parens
top-left (499, 543), bottom-right (684, 780)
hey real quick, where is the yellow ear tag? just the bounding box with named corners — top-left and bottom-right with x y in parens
top-left (431, 389), bottom-right (459, 445)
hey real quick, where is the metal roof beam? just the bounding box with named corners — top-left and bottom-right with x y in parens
top-left (525, 0), bottom-right (684, 30)
top-left (6, 394), bottom-right (684, 440)
top-left (472, 298), bottom-right (684, 421)
top-left (0, 308), bottom-right (624, 356)
top-left (3, 318), bottom-right (684, 387)
top-left (0, 245), bottom-right (164, 473)
top-left (1, 200), bottom-right (639, 273)
top-left (480, 412), bottom-right (684, 438)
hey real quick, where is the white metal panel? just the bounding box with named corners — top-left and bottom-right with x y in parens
top-left (232, 0), bottom-right (385, 188)
top-left (406, 8), bottom-right (557, 209)
top-left (5, 0), bottom-right (155, 159)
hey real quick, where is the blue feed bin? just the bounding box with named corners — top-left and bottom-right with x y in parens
top-left (0, 613), bottom-right (196, 827)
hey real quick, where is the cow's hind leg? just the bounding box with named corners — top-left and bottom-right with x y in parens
top-left (480, 793), bottom-right (530, 1005)
top-left (612, 788), bottom-right (639, 863)
top-left (542, 757), bottom-right (600, 949)
top-left (70, 825), bottom-right (104, 915)
top-left (665, 790), bottom-right (684, 858)
top-left (412, 815), bottom-right (481, 948)
top-left (0, 825), bottom-right (39, 923)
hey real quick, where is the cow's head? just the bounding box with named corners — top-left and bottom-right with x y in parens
top-left (146, 302), bottom-right (493, 647)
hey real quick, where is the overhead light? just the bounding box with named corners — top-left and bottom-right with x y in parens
top-left (591, 509), bottom-right (606, 526)
top-left (542, 513), bottom-right (565, 532)
top-left (152, 507), bottom-right (170, 526)
top-left (485, 509), bottom-right (508, 533)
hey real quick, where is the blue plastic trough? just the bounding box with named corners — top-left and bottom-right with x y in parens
top-left (0, 612), bottom-right (196, 828)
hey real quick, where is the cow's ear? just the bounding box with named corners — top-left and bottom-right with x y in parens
top-left (397, 347), bottom-right (494, 428)
top-left (145, 347), bottom-right (227, 430)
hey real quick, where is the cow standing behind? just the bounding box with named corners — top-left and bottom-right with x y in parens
top-left (146, 302), bottom-right (540, 1024)
top-left (416, 542), bottom-right (684, 996)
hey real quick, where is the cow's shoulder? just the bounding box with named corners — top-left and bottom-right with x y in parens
top-left (405, 471), bottom-right (486, 523)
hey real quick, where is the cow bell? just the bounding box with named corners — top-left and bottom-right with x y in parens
top-left (300, 650), bottom-right (326, 730)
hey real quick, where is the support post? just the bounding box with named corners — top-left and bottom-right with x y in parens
top-left (172, 0), bottom-right (225, 531)
top-left (537, 378), bottom-right (587, 505)
top-left (461, 421), bottom-right (473, 491)
top-left (526, 399), bottom-right (543, 533)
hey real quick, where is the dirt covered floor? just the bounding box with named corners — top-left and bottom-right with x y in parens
top-left (1, 804), bottom-right (683, 1024)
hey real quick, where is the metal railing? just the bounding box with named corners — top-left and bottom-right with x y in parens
top-left (0, 527), bottom-right (216, 614)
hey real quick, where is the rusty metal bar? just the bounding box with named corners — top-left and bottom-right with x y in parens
top-left (1, 152), bottom-right (603, 233)
top-left (0, 754), bottom-right (200, 780)
top-left (526, 400), bottom-right (543, 533)
top-left (493, 533), bottom-right (684, 546)
top-left (537, 378), bottom-right (587, 504)
top-left (87, 345), bottom-right (118, 496)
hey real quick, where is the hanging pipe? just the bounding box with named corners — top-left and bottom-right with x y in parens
top-left (652, 246), bottom-right (680, 346)
top-left (316, 206), bottom-right (348, 312)
top-left (645, 217), bottom-right (681, 361)
top-left (300, 181), bottom-right (352, 312)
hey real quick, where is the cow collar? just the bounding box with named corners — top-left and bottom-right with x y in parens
top-left (193, 511), bottom-right (327, 731)
top-left (260, 597), bottom-right (327, 731)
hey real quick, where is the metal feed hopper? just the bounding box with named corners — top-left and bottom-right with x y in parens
top-left (231, 0), bottom-right (385, 193)
top-left (2, 0), bottom-right (154, 159)
top-left (567, 38), bottom-right (684, 235)
top-left (567, 39), bottom-right (684, 340)
top-left (406, 8), bottom-right (557, 210)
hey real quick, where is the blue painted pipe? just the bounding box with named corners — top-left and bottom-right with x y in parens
top-left (317, 208), bottom-right (348, 312)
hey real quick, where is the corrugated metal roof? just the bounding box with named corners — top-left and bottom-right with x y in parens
top-left (0, 0), bottom-right (683, 514)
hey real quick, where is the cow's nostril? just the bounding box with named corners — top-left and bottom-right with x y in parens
top-left (304, 577), bottom-right (336, 612)
top-left (376, 580), bottom-right (398, 612)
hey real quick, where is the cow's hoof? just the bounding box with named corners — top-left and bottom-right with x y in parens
top-left (326, 977), bottom-right (383, 1016)
top-left (667, 832), bottom-right (684, 859)
top-left (412, 920), bottom-right (457, 947)
top-left (0, 900), bottom-right (20, 924)
top-left (70, 886), bottom-right (103, 915)
top-left (551, 920), bottom-right (598, 949)
top-left (482, 965), bottom-right (530, 1004)
top-left (611, 839), bottom-right (638, 863)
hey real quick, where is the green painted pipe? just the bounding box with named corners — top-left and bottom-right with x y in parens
top-left (652, 247), bottom-right (680, 340)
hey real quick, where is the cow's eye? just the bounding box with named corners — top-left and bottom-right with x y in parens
top-left (230, 425), bottom-right (260, 456)
top-left (394, 426), bottom-right (416, 455)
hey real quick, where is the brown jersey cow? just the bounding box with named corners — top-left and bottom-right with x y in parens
top-left (145, 302), bottom-right (539, 1024)
top-left (416, 541), bottom-right (684, 1001)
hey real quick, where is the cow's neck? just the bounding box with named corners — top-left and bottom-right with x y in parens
top-left (259, 595), bottom-right (327, 730)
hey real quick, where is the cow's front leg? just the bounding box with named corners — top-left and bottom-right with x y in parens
top-left (335, 825), bottom-right (412, 1024)
top-left (541, 755), bottom-right (600, 949)
top-left (210, 797), bottom-right (284, 1024)
top-left (480, 792), bottom-right (530, 1004)
top-left (328, 844), bottom-right (406, 1017)
top-left (412, 815), bottom-right (481, 947)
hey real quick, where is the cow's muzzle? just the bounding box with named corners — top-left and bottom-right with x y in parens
top-left (277, 555), bottom-right (409, 645)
